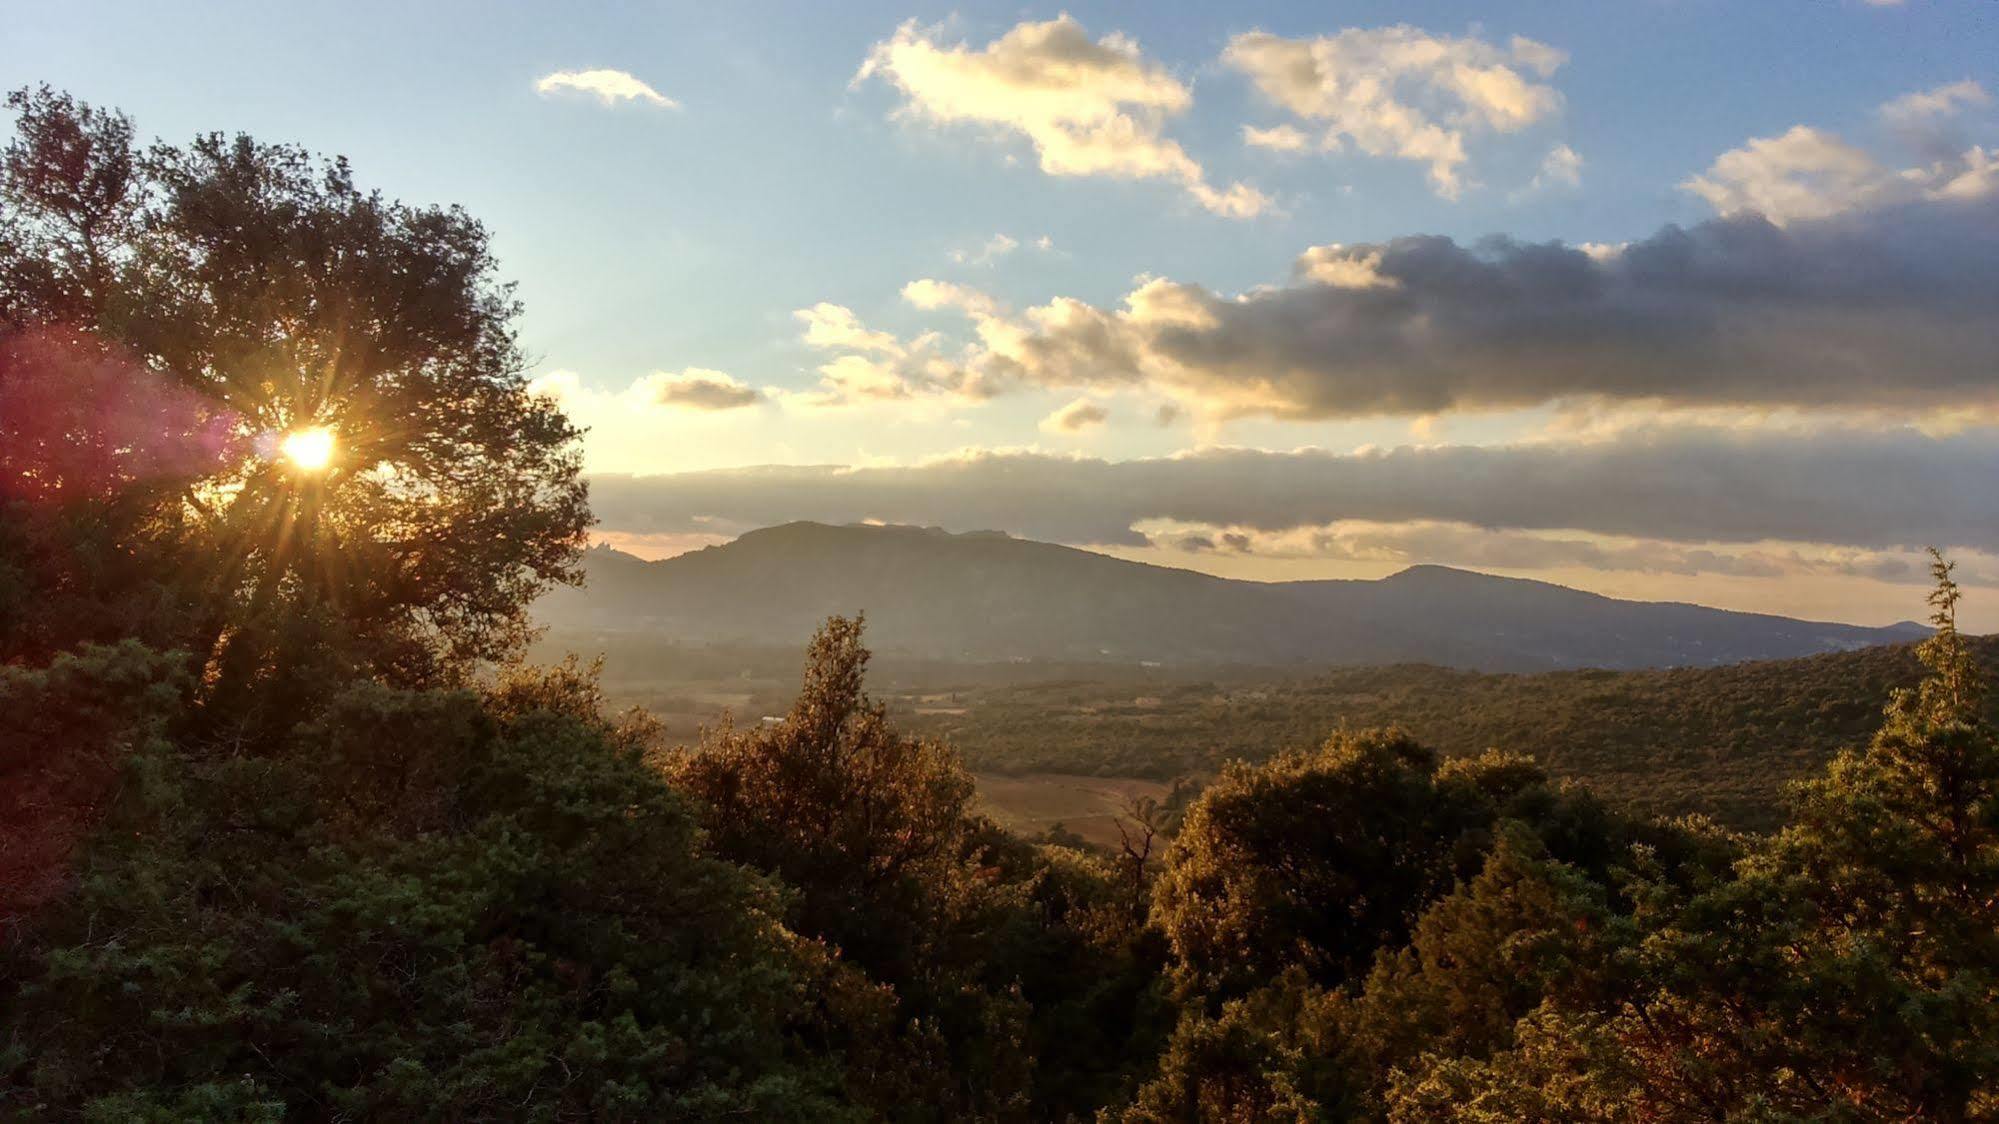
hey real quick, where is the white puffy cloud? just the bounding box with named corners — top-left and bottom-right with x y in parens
top-left (1684, 126), bottom-right (1917, 224)
top-left (900, 278), bottom-right (1001, 317)
top-left (857, 15), bottom-right (1270, 217)
top-left (795, 302), bottom-right (903, 354)
top-left (534, 69), bottom-right (679, 109)
top-left (790, 300), bottom-right (990, 406)
top-left (1224, 26), bottom-right (1566, 197)
top-left (1880, 79), bottom-right (1991, 129)
top-left (1686, 86), bottom-right (1997, 225)
top-left (1041, 397), bottom-right (1109, 433)
top-left (1527, 143), bottom-right (1583, 191)
top-left (1293, 243), bottom-right (1397, 289)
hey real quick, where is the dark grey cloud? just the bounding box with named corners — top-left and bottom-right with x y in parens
top-left (969, 193), bottom-right (1999, 418)
top-left (649, 371), bottom-right (763, 411)
top-left (587, 424), bottom-right (1999, 553)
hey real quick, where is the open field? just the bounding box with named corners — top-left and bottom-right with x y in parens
top-left (970, 772), bottom-right (1171, 849)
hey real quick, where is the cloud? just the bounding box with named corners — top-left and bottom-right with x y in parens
top-left (1139, 519), bottom-right (1947, 584)
top-left (1684, 126), bottom-right (1911, 224)
top-left (1527, 143), bottom-right (1583, 191)
top-left (795, 303), bottom-right (903, 354)
top-left (1882, 79), bottom-right (1994, 167)
top-left (950, 232), bottom-right (1020, 265)
top-left (1041, 397), bottom-right (1109, 433)
top-left (791, 300), bottom-right (990, 405)
top-left (862, 190), bottom-right (1999, 420)
top-left (1244, 124), bottom-right (1313, 152)
top-left (534, 69), bottom-right (679, 109)
top-left (901, 278), bottom-right (1001, 317)
top-left (1685, 87), bottom-right (1996, 225)
top-left (1880, 80), bottom-right (1991, 129)
top-left (637, 368), bottom-right (762, 411)
top-left (857, 15), bottom-right (1270, 217)
top-left (585, 424), bottom-right (1999, 556)
top-left (529, 368), bottom-right (763, 414)
top-left (1293, 243), bottom-right (1397, 289)
top-left (782, 94), bottom-right (1992, 420)
top-left (1225, 26), bottom-right (1566, 197)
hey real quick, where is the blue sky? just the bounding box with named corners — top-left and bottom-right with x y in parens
top-left (10, 1), bottom-right (1999, 623)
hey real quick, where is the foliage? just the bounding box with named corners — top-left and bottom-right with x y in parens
top-left (0, 86), bottom-right (589, 699)
top-left (670, 616), bottom-right (1174, 1120)
top-left (1152, 733), bottom-right (1653, 1004)
top-left (902, 636), bottom-right (1999, 830)
top-left (0, 641), bottom-right (187, 927)
top-left (671, 617), bottom-right (980, 985)
top-left (1348, 552), bottom-right (1999, 1122)
top-left (4, 670), bottom-right (885, 1121)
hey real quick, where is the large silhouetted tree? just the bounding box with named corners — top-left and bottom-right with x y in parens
top-left (0, 87), bottom-right (588, 702)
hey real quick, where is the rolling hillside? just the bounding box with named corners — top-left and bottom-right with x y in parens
top-left (537, 521), bottom-right (1925, 673)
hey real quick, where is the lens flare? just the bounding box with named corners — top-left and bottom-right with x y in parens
top-left (280, 426), bottom-right (336, 471)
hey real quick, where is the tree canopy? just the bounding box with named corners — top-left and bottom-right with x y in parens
top-left (0, 86), bottom-right (588, 697)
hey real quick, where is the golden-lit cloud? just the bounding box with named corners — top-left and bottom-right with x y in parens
top-left (534, 69), bottom-right (679, 109)
top-left (1685, 85), bottom-right (1995, 225)
top-left (1040, 397), bottom-right (1109, 434)
top-left (1225, 25), bottom-right (1566, 197)
top-left (857, 15), bottom-right (1270, 217)
top-left (795, 303), bottom-right (903, 355)
top-left (790, 300), bottom-right (992, 406)
top-left (800, 188), bottom-right (1999, 422)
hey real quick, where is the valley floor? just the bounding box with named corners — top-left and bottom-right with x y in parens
top-left (970, 772), bottom-right (1171, 849)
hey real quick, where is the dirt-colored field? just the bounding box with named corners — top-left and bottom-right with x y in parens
top-left (972, 772), bottom-right (1171, 850)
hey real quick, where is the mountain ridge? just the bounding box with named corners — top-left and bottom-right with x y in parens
top-left (539, 521), bottom-right (1926, 672)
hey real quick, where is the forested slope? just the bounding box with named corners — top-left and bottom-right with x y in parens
top-left (912, 637), bottom-right (1999, 828)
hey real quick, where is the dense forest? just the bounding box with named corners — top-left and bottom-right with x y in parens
top-left (7, 89), bottom-right (1999, 1121)
top-left (548, 630), bottom-right (1996, 832)
top-left (904, 638), bottom-right (1999, 831)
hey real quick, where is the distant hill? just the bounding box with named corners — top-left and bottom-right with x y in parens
top-left (537, 521), bottom-right (1925, 673)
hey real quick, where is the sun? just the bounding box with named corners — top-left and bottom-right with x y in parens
top-left (280, 426), bottom-right (337, 471)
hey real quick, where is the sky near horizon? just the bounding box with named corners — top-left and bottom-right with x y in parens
top-left (10, 0), bottom-right (1999, 626)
